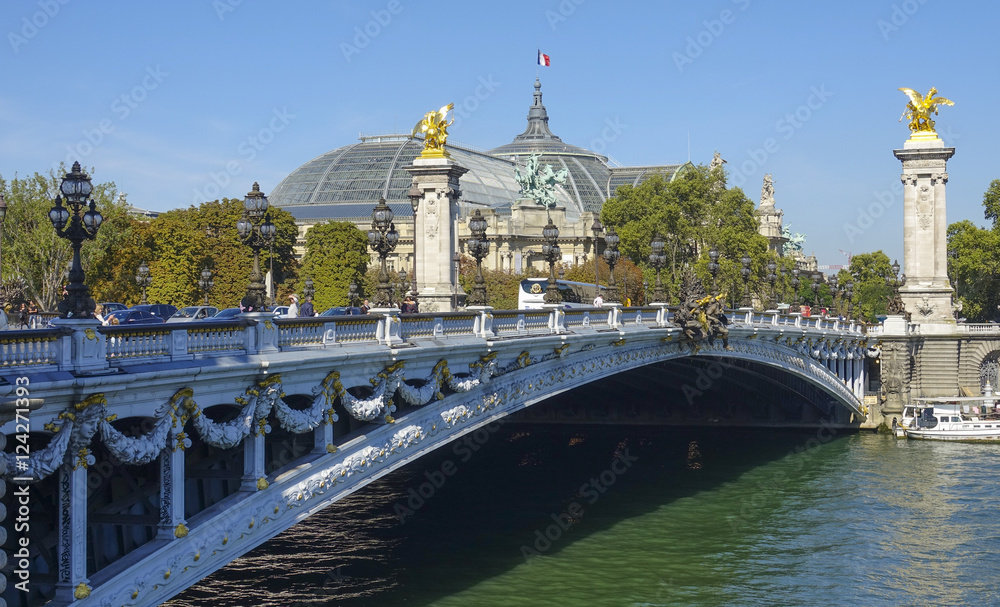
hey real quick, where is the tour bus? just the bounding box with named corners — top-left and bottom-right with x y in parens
top-left (517, 278), bottom-right (600, 310)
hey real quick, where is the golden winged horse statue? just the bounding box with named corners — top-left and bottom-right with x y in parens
top-left (412, 103), bottom-right (454, 158)
top-left (898, 87), bottom-right (954, 136)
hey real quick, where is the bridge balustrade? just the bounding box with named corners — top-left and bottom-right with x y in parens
top-left (0, 328), bottom-right (67, 370)
top-left (0, 307), bottom-right (867, 375)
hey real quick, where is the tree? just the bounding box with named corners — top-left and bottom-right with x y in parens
top-left (601, 165), bottom-right (771, 304)
top-left (0, 167), bottom-right (130, 311)
top-left (843, 251), bottom-right (894, 322)
top-left (948, 220), bottom-right (1000, 321)
top-left (298, 221), bottom-right (369, 310)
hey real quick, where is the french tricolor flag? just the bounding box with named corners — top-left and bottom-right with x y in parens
top-left (537, 50), bottom-right (551, 67)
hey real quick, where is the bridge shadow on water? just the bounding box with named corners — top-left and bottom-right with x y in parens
top-left (168, 394), bottom-right (848, 607)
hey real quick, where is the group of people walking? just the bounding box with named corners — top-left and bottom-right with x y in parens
top-left (287, 295), bottom-right (315, 317)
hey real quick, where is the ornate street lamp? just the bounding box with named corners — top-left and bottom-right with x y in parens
top-left (303, 277), bottom-right (315, 300)
top-left (603, 226), bottom-right (621, 303)
top-left (811, 272), bottom-right (822, 307)
top-left (888, 259), bottom-right (906, 315)
top-left (649, 233), bottom-right (667, 303)
top-left (198, 266), bottom-right (214, 306)
top-left (845, 281), bottom-right (854, 319)
top-left (367, 197), bottom-right (399, 307)
top-left (407, 180), bottom-right (421, 298)
top-left (49, 162), bottom-right (103, 319)
top-left (236, 182), bottom-right (276, 311)
top-left (591, 218), bottom-right (603, 291)
top-left (466, 209), bottom-right (490, 306)
top-left (642, 280), bottom-right (649, 305)
top-left (767, 261), bottom-right (777, 307)
top-left (541, 216), bottom-right (562, 304)
top-left (740, 254), bottom-right (752, 308)
top-left (708, 246), bottom-right (720, 293)
top-left (135, 261), bottom-right (152, 305)
top-left (829, 274), bottom-right (839, 315)
top-left (347, 280), bottom-right (359, 308)
top-left (0, 192), bottom-right (6, 287)
top-left (791, 267), bottom-right (801, 312)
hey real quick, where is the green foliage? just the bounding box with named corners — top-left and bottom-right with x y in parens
top-left (298, 221), bottom-right (369, 310)
top-left (458, 258), bottom-right (523, 310)
top-left (983, 179), bottom-right (1000, 227)
top-left (948, 220), bottom-right (1000, 321)
top-left (600, 166), bottom-right (772, 304)
top-left (0, 166), bottom-right (130, 310)
top-left (844, 251), bottom-right (894, 322)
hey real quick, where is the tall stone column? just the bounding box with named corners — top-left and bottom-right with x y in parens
top-left (405, 156), bottom-right (468, 313)
top-left (893, 137), bottom-right (956, 332)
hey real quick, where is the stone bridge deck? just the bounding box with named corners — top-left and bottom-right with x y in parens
top-left (0, 306), bottom-right (870, 606)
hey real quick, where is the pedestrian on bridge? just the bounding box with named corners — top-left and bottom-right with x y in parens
top-left (288, 294), bottom-right (299, 318)
top-left (300, 296), bottom-right (315, 317)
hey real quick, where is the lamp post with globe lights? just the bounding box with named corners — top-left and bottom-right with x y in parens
top-left (708, 246), bottom-right (720, 294)
top-left (791, 268), bottom-right (801, 312)
top-left (811, 272), bottom-right (822, 307)
top-left (136, 261), bottom-right (152, 305)
top-left (199, 266), bottom-right (214, 306)
top-left (829, 274), bottom-right (839, 316)
top-left (603, 226), bottom-right (621, 303)
top-left (367, 197), bottom-right (400, 308)
top-left (845, 281), bottom-right (854, 319)
top-left (236, 183), bottom-right (276, 312)
top-left (541, 216), bottom-right (562, 304)
top-left (888, 259), bottom-right (906, 315)
top-left (767, 261), bottom-right (777, 307)
top-left (49, 162), bottom-right (103, 318)
top-left (591, 218), bottom-right (603, 291)
top-left (407, 180), bottom-right (421, 299)
top-left (740, 254), bottom-right (752, 308)
top-left (466, 209), bottom-right (490, 306)
top-left (649, 233), bottom-right (668, 303)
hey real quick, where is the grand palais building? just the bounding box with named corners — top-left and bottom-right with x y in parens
top-left (267, 79), bottom-right (777, 274)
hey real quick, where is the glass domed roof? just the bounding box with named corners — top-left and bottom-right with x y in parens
top-left (269, 79), bottom-right (683, 222)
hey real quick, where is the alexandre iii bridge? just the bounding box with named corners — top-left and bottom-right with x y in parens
top-left (7, 90), bottom-right (998, 607)
top-left (0, 305), bottom-right (870, 606)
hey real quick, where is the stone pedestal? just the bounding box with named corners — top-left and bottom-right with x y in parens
top-left (405, 157), bottom-right (468, 313)
top-left (893, 137), bottom-right (956, 330)
top-left (49, 317), bottom-right (109, 374)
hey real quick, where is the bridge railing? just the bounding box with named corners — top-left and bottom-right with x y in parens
top-left (0, 305), bottom-right (867, 374)
top-left (0, 327), bottom-right (70, 371)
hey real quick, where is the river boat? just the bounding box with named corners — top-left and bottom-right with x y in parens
top-left (901, 396), bottom-right (1000, 441)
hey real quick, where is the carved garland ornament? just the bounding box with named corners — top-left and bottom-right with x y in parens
top-left (1, 354), bottom-right (500, 483)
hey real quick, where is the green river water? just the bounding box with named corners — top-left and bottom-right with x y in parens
top-left (169, 425), bottom-right (1000, 607)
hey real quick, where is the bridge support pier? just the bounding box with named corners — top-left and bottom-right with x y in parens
top-left (55, 464), bottom-right (91, 602)
top-left (157, 446), bottom-right (187, 539)
top-left (242, 430), bottom-right (267, 491)
top-left (313, 421), bottom-right (333, 454)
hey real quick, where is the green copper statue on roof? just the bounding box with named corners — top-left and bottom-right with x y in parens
top-left (514, 152), bottom-right (568, 208)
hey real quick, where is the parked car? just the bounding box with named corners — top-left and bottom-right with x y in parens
top-left (272, 305), bottom-right (290, 318)
top-left (100, 302), bottom-right (128, 313)
top-left (212, 307), bottom-right (243, 320)
top-left (130, 304), bottom-right (178, 320)
top-left (319, 306), bottom-right (363, 317)
top-left (166, 306), bottom-right (219, 323)
top-left (106, 309), bottom-right (165, 325)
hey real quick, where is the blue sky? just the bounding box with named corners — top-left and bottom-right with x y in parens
top-left (0, 0), bottom-right (994, 270)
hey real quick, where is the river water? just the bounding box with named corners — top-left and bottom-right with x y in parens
top-left (168, 425), bottom-right (1000, 607)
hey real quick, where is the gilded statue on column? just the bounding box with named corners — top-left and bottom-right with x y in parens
top-left (412, 103), bottom-right (454, 158)
top-left (898, 87), bottom-right (953, 137)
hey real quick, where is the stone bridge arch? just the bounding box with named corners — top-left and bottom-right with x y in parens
top-left (958, 338), bottom-right (1000, 392)
top-left (2, 321), bottom-right (868, 606)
